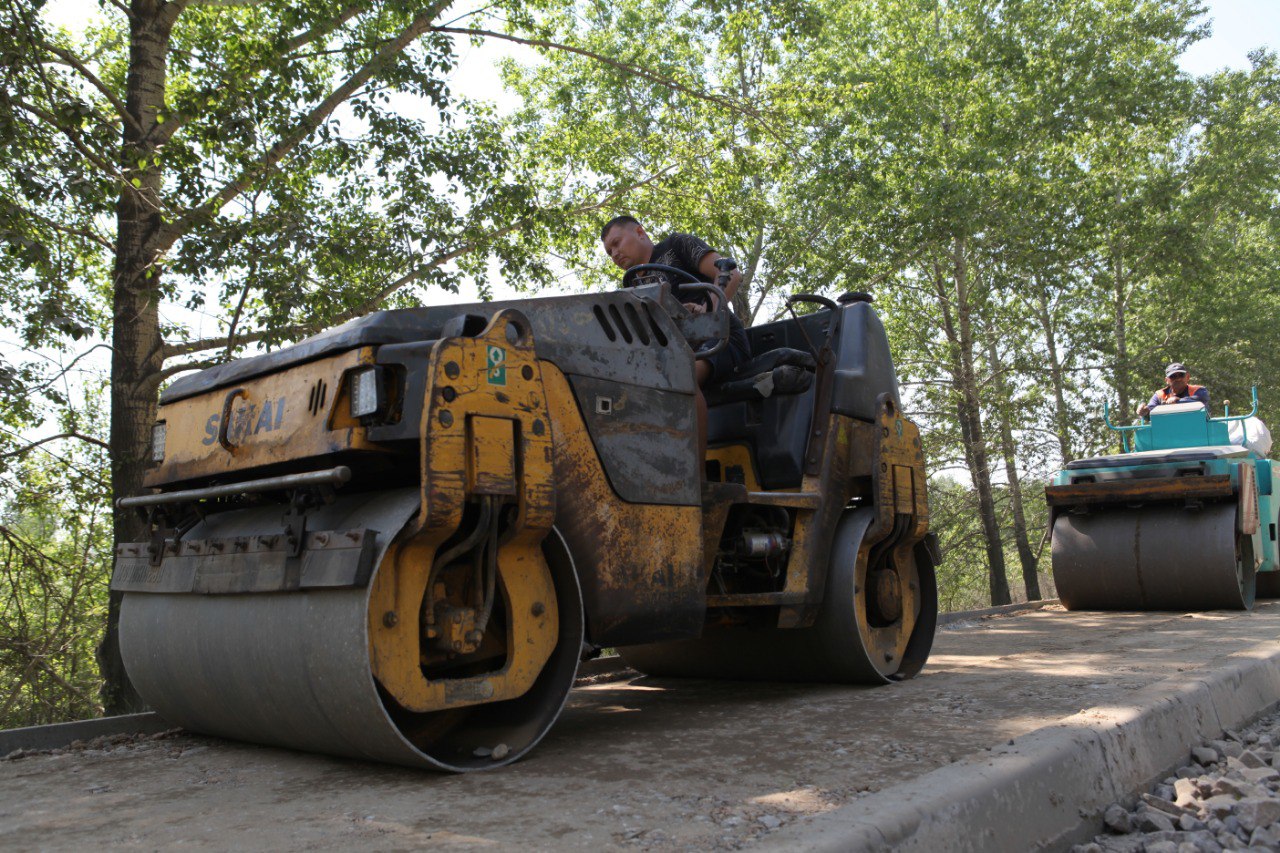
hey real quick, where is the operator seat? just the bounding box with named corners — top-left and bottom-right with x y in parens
top-left (706, 343), bottom-right (817, 490)
top-left (705, 294), bottom-right (901, 492)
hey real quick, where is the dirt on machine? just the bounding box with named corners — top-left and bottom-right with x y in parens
top-left (112, 265), bottom-right (939, 771)
top-left (1047, 391), bottom-right (1278, 611)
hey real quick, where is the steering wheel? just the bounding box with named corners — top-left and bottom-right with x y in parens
top-left (621, 263), bottom-right (702, 289)
top-left (621, 263), bottom-right (730, 359)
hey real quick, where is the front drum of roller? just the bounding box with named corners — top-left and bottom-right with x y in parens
top-left (1051, 504), bottom-right (1255, 611)
top-left (120, 496), bottom-right (584, 772)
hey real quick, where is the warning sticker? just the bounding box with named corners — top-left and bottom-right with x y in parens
top-left (486, 345), bottom-right (507, 385)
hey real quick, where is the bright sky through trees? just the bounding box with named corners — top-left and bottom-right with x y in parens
top-left (34, 0), bottom-right (1280, 307)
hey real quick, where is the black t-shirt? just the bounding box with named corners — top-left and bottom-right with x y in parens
top-left (629, 232), bottom-right (748, 347)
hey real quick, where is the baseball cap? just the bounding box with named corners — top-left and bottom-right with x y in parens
top-left (1165, 362), bottom-right (1188, 377)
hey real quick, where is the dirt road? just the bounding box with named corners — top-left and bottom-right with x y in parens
top-left (3, 604), bottom-right (1278, 850)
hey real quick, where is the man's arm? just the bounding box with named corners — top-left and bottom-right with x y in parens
top-left (1188, 386), bottom-right (1209, 405)
top-left (1138, 391), bottom-right (1162, 417)
top-left (697, 251), bottom-right (742, 303)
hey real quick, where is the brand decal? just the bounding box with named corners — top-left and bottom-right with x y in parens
top-left (202, 397), bottom-right (287, 446)
top-left (486, 345), bottom-right (506, 386)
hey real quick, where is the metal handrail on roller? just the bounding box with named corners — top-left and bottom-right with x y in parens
top-left (1103, 386), bottom-right (1260, 453)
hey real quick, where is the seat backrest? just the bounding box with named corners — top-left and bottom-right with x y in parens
top-left (707, 382), bottom-right (816, 490)
top-left (707, 300), bottom-right (902, 490)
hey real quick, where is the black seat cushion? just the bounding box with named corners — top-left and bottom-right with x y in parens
top-left (732, 347), bottom-right (815, 376)
top-left (705, 348), bottom-right (816, 407)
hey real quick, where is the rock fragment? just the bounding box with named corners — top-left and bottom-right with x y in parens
top-left (1135, 809), bottom-right (1174, 833)
top-left (1080, 713), bottom-right (1280, 853)
top-left (1232, 796), bottom-right (1280, 832)
top-left (1236, 750), bottom-right (1266, 769)
top-left (1103, 803), bottom-right (1132, 834)
top-left (1192, 746), bottom-right (1219, 766)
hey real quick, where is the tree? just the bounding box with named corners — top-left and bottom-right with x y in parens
top-left (782, 0), bottom-right (1214, 605)
top-left (1126, 50), bottom-right (1280, 422)
top-left (0, 0), bottom-right (667, 711)
top-left (498, 0), bottom-right (820, 321)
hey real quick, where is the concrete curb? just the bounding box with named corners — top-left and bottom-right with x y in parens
top-left (0, 712), bottom-right (172, 755)
top-left (761, 638), bottom-right (1280, 852)
top-left (938, 599), bottom-right (1059, 626)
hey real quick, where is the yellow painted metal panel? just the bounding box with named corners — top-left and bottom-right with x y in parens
top-left (146, 347), bottom-right (381, 487)
top-left (467, 416), bottom-right (518, 496)
top-left (367, 311), bottom-right (558, 713)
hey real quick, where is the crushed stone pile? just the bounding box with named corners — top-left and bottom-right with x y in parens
top-left (1073, 708), bottom-right (1280, 852)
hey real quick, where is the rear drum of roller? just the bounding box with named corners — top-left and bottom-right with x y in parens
top-left (619, 509), bottom-right (938, 684)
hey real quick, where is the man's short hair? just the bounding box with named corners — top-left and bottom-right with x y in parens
top-left (600, 215), bottom-right (641, 242)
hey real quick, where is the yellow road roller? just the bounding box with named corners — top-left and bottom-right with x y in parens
top-left (113, 270), bottom-right (938, 770)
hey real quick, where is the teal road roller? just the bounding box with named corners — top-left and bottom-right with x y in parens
top-left (1046, 390), bottom-right (1278, 610)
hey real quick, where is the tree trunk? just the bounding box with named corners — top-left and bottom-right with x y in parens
top-left (934, 246), bottom-right (1011, 606)
top-left (98, 1), bottom-right (177, 715)
top-left (736, 222), bottom-right (765, 325)
top-left (1112, 247), bottom-right (1132, 422)
top-left (985, 336), bottom-right (1041, 601)
top-left (1034, 285), bottom-right (1073, 464)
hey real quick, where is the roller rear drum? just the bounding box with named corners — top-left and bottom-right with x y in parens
top-left (619, 509), bottom-right (938, 684)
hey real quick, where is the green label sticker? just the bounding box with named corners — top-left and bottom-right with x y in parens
top-left (487, 345), bottom-right (506, 385)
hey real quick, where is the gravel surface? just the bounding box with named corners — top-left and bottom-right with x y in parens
top-left (2, 605), bottom-right (1278, 851)
top-left (1073, 707), bottom-right (1280, 852)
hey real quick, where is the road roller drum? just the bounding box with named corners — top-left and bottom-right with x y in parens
top-left (113, 276), bottom-right (939, 769)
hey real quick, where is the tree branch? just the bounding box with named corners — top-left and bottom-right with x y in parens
top-left (152, 4), bottom-right (370, 146)
top-left (101, 0), bottom-right (133, 19)
top-left (6, 201), bottom-right (114, 251)
top-left (147, 357), bottom-right (223, 387)
top-left (0, 432), bottom-right (110, 461)
top-left (29, 344), bottom-right (114, 395)
top-left (161, 166), bottom-right (677, 359)
top-left (430, 26), bottom-right (768, 124)
top-left (284, 3), bottom-right (366, 54)
top-left (158, 0), bottom-right (452, 251)
top-left (8, 97), bottom-right (133, 195)
top-left (39, 41), bottom-right (144, 138)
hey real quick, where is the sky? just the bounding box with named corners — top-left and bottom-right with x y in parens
top-left (1179, 0), bottom-right (1280, 75)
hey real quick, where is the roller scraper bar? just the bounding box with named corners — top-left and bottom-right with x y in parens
top-left (117, 466), bottom-right (352, 509)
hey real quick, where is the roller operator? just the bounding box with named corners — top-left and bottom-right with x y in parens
top-left (600, 215), bottom-right (751, 457)
top-left (1137, 362), bottom-right (1209, 418)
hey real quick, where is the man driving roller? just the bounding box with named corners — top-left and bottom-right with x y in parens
top-left (600, 215), bottom-right (751, 458)
top-left (1137, 362), bottom-right (1209, 418)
